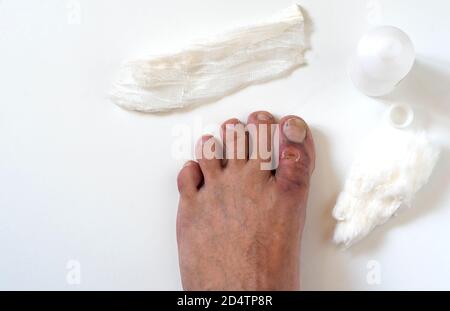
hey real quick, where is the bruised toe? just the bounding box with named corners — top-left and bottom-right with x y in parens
top-left (275, 116), bottom-right (315, 190)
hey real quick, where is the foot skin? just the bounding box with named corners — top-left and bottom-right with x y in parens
top-left (176, 111), bottom-right (315, 290)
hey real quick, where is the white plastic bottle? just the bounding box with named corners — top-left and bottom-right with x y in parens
top-left (349, 26), bottom-right (415, 97)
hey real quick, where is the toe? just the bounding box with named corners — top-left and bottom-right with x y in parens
top-left (220, 118), bottom-right (248, 168)
top-left (247, 111), bottom-right (277, 174)
top-left (195, 135), bottom-right (222, 180)
top-left (275, 116), bottom-right (315, 191)
top-left (177, 161), bottom-right (203, 196)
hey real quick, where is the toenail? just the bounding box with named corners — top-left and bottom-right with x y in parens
top-left (257, 112), bottom-right (272, 121)
top-left (183, 161), bottom-right (194, 168)
top-left (226, 123), bottom-right (245, 137)
top-left (283, 118), bottom-right (307, 143)
top-left (281, 149), bottom-right (301, 161)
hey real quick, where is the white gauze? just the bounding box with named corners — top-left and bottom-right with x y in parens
top-left (110, 4), bottom-right (306, 112)
top-left (333, 126), bottom-right (440, 247)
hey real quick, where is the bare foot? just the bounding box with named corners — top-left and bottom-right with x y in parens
top-left (176, 111), bottom-right (315, 290)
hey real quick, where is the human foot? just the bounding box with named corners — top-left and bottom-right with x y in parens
top-left (176, 111), bottom-right (315, 290)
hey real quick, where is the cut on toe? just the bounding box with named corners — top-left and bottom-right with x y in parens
top-left (276, 116), bottom-right (315, 188)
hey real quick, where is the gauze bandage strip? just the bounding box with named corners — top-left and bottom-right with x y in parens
top-left (333, 126), bottom-right (440, 247)
top-left (110, 4), bottom-right (306, 112)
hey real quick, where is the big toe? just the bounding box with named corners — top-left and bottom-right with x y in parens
top-left (275, 116), bottom-right (315, 191)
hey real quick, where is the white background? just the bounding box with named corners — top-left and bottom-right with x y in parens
top-left (0, 0), bottom-right (449, 290)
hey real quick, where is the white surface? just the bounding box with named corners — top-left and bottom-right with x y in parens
top-left (0, 0), bottom-right (449, 290)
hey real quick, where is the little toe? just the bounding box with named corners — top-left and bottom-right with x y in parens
top-left (220, 118), bottom-right (248, 168)
top-left (247, 111), bottom-right (277, 174)
top-left (177, 161), bottom-right (203, 196)
top-left (275, 116), bottom-right (315, 191)
top-left (195, 135), bottom-right (222, 180)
